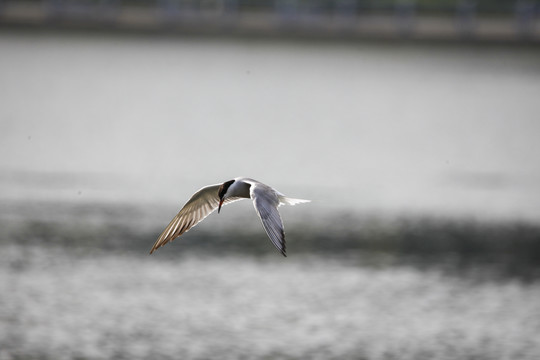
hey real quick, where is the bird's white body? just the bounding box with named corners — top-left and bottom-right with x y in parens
top-left (150, 177), bottom-right (310, 256)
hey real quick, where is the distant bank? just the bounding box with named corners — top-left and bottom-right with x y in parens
top-left (1, 1), bottom-right (539, 43)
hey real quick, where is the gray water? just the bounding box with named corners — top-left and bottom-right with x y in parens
top-left (2, 245), bottom-right (540, 360)
top-left (2, 31), bottom-right (540, 360)
top-left (1, 31), bottom-right (540, 222)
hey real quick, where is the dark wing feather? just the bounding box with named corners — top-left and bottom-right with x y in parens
top-left (250, 184), bottom-right (286, 257)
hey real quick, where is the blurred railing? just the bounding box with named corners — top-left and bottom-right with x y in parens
top-left (0, 0), bottom-right (538, 41)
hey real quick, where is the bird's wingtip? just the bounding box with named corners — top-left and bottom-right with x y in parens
top-left (149, 242), bottom-right (162, 254)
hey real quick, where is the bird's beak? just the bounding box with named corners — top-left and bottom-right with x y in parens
top-left (218, 199), bottom-right (224, 214)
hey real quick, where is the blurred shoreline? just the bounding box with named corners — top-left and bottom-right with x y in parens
top-left (1, 1), bottom-right (539, 44)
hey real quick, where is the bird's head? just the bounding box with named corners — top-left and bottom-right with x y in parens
top-left (217, 179), bottom-right (235, 213)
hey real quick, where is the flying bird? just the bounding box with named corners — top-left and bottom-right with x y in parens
top-left (150, 177), bottom-right (310, 256)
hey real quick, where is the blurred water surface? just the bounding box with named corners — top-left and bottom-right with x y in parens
top-left (1, 30), bottom-right (540, 360)
top-left (2, 244), bottom-right (540, 360)
top-left (1, 30), bottom-right (540, 222)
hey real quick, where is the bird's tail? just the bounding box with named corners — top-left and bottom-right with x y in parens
top-left (279, 196), bottom-right (311, 206)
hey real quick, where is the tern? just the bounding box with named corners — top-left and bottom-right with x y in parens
top-left (150, 177), bottom-right (310, 256)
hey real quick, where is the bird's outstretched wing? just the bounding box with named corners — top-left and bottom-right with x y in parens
top-left (250, 183), bottom-right (287, 257)
top-left (150, 184), bottom-right (241, 254)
